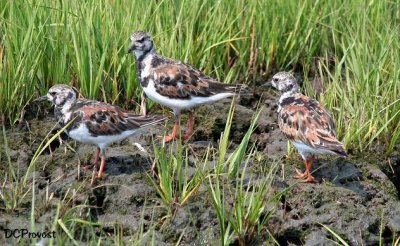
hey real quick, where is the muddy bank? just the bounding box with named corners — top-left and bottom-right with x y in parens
top-left (0, 92), bottom-right (399, 245)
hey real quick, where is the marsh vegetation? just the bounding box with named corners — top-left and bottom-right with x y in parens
top-left (0, 0), bottom-right (399, 245)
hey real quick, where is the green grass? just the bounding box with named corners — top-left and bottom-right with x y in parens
top-left (149, 140), bottom-right (205, 219)
top-left (208, 154), bottom-right (282, 245)
top-left (320, 213), bottom-right (400, 246)
top-left (1, 124), bottom-right (162, 245)
top-left (0, 119), bottom-right (71, 212)
top-left (1, 98), bottom-right (399, 244)
top-left (206, 103), bottom-right (283, 245)
top-left (0, 102), bottom-right (284, 245)
top-left (0, 0), bottom-right (399, 153)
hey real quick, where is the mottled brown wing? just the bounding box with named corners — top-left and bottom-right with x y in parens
top-left (279, 95), bottom-right (346, 155)
top-left (152, 62), bottom-right (245, 99)
top-left (69, 100), bottom-right (165, 136)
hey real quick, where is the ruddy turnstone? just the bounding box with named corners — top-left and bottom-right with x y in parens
top-left (34, 84), bottom-right (166, 178)
top-left (263, 72), bottom-right (347, 183)
top-left (127, 31), bottom-right (248, 142)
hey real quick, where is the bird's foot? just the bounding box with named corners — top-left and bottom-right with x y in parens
top-left (163, 134), bottom-right (178, 143)
top-left (299, 174), bottom-right (317, 183)
top-left (182, 133), bottom-right (192, 140)
top-left (81, 164), bottom-right (97, 172)
top-left (90, 172), bottom-right (103, 185)
top-left (97, 172), bottom-right (104, 179)
top-left (293, 168), bottom-right (307, 179)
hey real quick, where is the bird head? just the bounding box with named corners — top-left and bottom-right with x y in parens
top-left (128, 31), bottom-right (154, 59)
top-left (34, 84), bottom-right (77, 107)
top-left (262, 72), bottom-right (300, 94)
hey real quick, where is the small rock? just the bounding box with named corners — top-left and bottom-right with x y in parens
top-left (304, 229), bottom-right (333, 246)
top-left (388, 215), bottom-right (400, 232)
top-left (367, 166), bottom-right (388, 180)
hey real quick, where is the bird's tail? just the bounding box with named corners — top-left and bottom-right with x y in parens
top-left (332, 148), bottom-right (348, 157)
top-left (221, 83), bottom-right (251, 95)
top-left (233, 83), bottom-right (251, 95)
top-left (329, 142), bottom-right (348, 157)
top-left (207, 80), bottom-right (251, 96)
top-left (138, 115), bottom-right (167, 128)
top-left (124, 114), bottom-right (167, 129)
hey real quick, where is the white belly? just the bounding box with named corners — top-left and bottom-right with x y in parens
top-left (293, 141), bottom-right (336, 159)
top-left (143, 80), bottom-right (233, 113)
top-left (68, 123), bottom-right (137, 150)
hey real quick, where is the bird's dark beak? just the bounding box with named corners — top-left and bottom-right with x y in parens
top-left (33, 95), bottom-right (48, 103)
top-left (127, 44), bottom-right (135, 54)
top-left (261, 81), bottom-right (274, 89)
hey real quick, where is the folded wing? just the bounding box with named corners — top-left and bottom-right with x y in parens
top-left (151, 62), bottom-right (247, 99)
top-left (279, 95), bottom-right (347, 156)
top-left (69, 100), bottom-right (165, 136)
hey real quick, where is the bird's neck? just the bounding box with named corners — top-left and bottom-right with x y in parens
top-left (135, 48), bottom-right (156, 63)
top-left (136, 52), bottom-right (157, 87)
top-left (277, 90), bottom-right (301, 113)
top-left (279, 90), bottom-right (297, 100)
top-left (279, 83), bottom-right (300, 100)
top-left (54, 99), bottom-right (76, 122)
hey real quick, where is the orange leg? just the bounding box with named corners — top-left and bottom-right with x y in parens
top-left (82, 148), bottom-right (101, 172)
top-left (300, 157), bottom-right (317, 183)
top-left (164, 113), bottom-right (180, 143)
top-left (97, 153), bottom-right (106, 179)
top-left (294, 160), bottom-right (308, 179)
top-left (182, 111), bottom-right (194, 140)
top-left (293, 157), bottom-right (317, 183)
top-left (93, 148), bottom-right (100, 167)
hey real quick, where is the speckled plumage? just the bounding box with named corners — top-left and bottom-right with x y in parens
top-left (65, 100), bottom-right (164, 137)
top-left (278, 93), bottom-right (346, 157)
top-left (128, 31), bottom-right (247, 142)
top-left (264, 72), bottom-right (347, 183)
top-left (129, 31), bottom-right (246, 104)
top-left (35, 84), bottom-right (166, 178)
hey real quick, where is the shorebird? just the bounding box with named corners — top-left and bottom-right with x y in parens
top-left (128, 31), bottom-right (247, 142)
top-left (263, 72), bottom-right (347, 183)
top-left (34, 84), bottom-right (166, 178)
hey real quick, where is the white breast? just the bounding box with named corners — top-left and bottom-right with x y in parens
top-left (140, 55), bottom-right (153, 79)
top-left (63, 112), bottom-right (72, 124)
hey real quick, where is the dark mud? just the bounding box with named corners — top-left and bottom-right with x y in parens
top-left (1, 91), bottom-right (399, 245)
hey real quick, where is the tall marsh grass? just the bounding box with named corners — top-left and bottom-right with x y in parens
top-left (0, 0), bottom-right (399, 152)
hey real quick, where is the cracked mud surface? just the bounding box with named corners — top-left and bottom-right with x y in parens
top-left (1, 90), bottom-right (399, 245)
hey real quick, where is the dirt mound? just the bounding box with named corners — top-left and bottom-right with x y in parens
top-left (1, 91), bottom-right (399, 245)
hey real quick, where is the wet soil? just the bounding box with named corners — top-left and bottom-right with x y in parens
top-left (0, 91), bottom-right (399, 245)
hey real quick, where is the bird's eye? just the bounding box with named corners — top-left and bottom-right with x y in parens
top-left (273, 78), bottom-right (279, 82)
top-left (138, 37), bottom-right (145, 42)
top-left (49, 92), bottom-right (56, 96)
